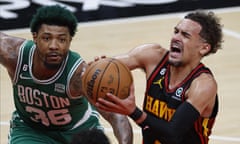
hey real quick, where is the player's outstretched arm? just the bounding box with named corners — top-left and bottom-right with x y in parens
top-left (98, 109), bottom-right (133, 144)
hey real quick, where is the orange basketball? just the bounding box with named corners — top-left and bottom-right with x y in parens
top-left (82, 58), bottom-right (133, 104)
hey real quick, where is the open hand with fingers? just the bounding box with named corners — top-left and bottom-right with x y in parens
top-left (95, 84), bottom-right (137, 116)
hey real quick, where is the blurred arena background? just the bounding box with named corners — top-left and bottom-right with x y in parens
top-left (1, 1), bottom-right (240, 143)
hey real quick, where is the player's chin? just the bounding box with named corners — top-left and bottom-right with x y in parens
top-left (44, 61), bottom-right (62, 69)
top-left (168, 58), bottom-right (182, 67)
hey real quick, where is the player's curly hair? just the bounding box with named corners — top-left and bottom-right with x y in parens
top-left (185, 11), bottom-right (223, 56)
top-left (30, 5), bottom-right (78, 37)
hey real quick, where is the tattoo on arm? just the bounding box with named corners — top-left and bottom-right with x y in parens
top-left (0, 32), bottom-right (25, 79)
top-left (72, 70), bottom-right (83, 91)
top-left (99, 109), bottom-right (133, 144)
top-left (70, 63), bottom-right (86, 96)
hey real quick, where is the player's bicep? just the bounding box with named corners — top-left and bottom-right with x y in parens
top-left (0, 32), bottom-right (24, 69)
top-left (113, 52), bottom-right (138, 71)
top-left (186, 74), bottom-right (217, 115)
top-left (115, 44), bottom-right (165, 71)
top-left (69, 62), bottom-right (87, 97)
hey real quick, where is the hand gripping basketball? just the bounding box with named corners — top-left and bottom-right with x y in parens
top-left (82, 58), bottom-right (133, 104)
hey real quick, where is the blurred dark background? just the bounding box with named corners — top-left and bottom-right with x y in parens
top-left (0, 0), bottom-right (239, 30)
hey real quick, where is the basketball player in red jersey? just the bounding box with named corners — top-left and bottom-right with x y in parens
top-left (95, 11), bottom-right (223, 144)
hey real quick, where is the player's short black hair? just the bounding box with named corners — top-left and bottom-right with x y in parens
top-left (185, 11), bottom-right (223, 55)
top-left (30, 5), bottom-right (78, 37)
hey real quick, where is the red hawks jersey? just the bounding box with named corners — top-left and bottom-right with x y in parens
top-left (142, 52), bottom-right (218, 144)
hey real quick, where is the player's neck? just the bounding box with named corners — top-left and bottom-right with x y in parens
top-left (32, 53), bottom-right (59, 80)
top-left (168, 62), bottom-right (200, 89)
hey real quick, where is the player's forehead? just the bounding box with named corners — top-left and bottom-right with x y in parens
top-left (38, 24), bottom-right (70, 36)
top-left (175, 19), bottom-right (202, 35)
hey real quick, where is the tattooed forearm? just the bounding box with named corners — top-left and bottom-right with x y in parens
top-left (112, 114), bottom-right (133, 144)
top-left (99, 109), bottom-right (133, 144)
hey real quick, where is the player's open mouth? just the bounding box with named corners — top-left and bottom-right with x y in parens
top-left (171, 46), bottom-right (181, 53)
top-left (170, 43), bottom-right (182, 58)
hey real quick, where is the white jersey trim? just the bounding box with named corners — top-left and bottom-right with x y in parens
top-left (29, 47), bottom-right (69, 84)
top-left (70, 103), bottom-right (93, 130)
top-left (13, 40), bottom-right (29, 84)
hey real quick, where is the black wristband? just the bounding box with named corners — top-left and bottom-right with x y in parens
top-left (129, 107), bottom-right (143, 121)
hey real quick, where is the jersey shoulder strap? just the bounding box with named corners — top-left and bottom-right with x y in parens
top-left (13, 40), bottom-right (35, 83)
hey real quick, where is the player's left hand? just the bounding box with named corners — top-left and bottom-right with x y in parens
top-left (95, 84), bottom-right (137, 116)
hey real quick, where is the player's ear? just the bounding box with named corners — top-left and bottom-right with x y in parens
top-left (32, 32), bottom-right (37, 43)
top-left (200, 43), bottom-right (211, 56)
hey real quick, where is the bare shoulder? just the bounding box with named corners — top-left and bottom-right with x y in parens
top-left (114, 43), bottom-right (167, 77)
top-left (131, 43), bottom-right (166, 56)
top-left (0, 32), bottom-right (25, 77)
top-left (187, 73), bottom-right (217, 116)
top-left (132, 43), bottom-right (168, 76)
top-left (193, 73), bottom-right (217, 94)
